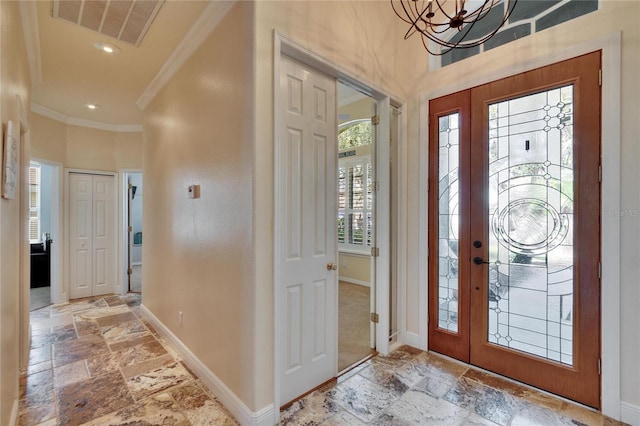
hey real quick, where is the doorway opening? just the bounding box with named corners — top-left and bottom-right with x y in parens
top-left (126, 172), bottom-right (143, 293)
top-left (28, 159), bottom-right (61, 311)
top-left (274, 36), bottom-right (403, 411)
top-left (337, 83), bottom-right (377, 372)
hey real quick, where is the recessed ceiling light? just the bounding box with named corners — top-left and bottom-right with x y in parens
top-left (86, 103), bottom-right (100, 110)
top-left (93, 41), bottom-right (121, 55)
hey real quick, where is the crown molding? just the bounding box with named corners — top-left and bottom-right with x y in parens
top-left (136, 0), bottom-right (236, 110)
top-left (31, 103), bottom-right (143, 132)
top-left (18, 1), bottom-right (42, 87)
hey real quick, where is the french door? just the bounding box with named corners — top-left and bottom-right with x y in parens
top-left (428, 52), bottom-right (601, 408)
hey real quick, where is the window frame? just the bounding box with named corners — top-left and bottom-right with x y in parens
top-left (28, 163), bottom-right (41, 243)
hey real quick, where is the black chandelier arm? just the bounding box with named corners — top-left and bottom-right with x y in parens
top-left (391, 0), bottom-right (420, 25)
top-left (393, 0), bottom-right (518, 54)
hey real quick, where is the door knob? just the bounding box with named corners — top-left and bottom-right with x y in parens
top-left (473, 257), bottom-right (490, 265)
top-left (326, 262), bottom-right (337, 271)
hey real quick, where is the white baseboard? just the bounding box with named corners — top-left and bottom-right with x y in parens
top-left (140, 305), bottom-right (275, 426)
top-left (9, 398), bottom-right (18, 426)
top-left (404, 331), bottom-right (426, 351)
top-left (338, 277), bottom-right (370, 287)
top-left (621, 401), bottom-right (640, 426)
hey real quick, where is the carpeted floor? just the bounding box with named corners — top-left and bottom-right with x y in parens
top-left (338, 281), bottom-right (373, 371)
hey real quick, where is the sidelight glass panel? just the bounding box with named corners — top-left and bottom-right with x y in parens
top-left (437, 113), bottom-right (460, 333)
top-left (487, 85), bottom-right (574, 365)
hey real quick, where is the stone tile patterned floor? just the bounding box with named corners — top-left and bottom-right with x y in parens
top-left (19, 293), bottom-right (237, 426)
top-left (280, 347), bottom-right (628, 426)
top-left (20, 293), bottom-right (627, 425)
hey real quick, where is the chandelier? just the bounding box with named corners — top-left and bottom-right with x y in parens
top-left (391, 0), bottom-right (518, 55)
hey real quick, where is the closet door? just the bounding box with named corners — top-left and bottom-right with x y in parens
top-left (92, 174), bottom-right (115, 296)
top-left (69, 173), bottom-right (115, 299)
top-left (70, 173), bottom-right (94, 299)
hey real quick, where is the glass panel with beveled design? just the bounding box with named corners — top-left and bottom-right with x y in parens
top-left (487, 85), bottom-right (574, 365)
top-left (437, 113), bottom-right (460, 333)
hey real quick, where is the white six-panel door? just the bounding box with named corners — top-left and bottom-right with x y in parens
top-left (69, 173), bottom-right (115, 299)
top-left (277, 55), bottom-right (338, 404)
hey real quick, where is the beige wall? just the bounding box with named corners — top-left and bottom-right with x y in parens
top-left (0, 1), bottom-right (31, 423)
top-left (30, 113), bottom-right (142, 171)
top-left (339, 253), bottom-right (371, 284)
top-left (339, 97), bottom-right (373, 125)
top-left (115, 131), bottom-right (143, 170)
top-left (143, 1), bottom-right (257, 411)
top-left (400, 0), bottom-right (640, 408)
top-left (30, 113), bottom-right (66, 164)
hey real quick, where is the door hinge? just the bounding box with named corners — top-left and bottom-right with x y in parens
top-left (598, 262), bottom-right (602, 279)
top-left (374, 181), bottom-right (380, 191)
top-left (128, 226), bottom-right (133, 232)
top-left (599, 69), bottom-right (602, 86)
top-left (127, 268), bottom-right (133, 275)
top-left (370, 312), bottom-right (379, 323)
top-left (598, 358), bottom-right (601, 375)
top-left (371, 115), bottom-right (380, 125)
top-left (599, 165), bottom-right (602, 182)
top-left (371, 247), bottom-right (380, 257)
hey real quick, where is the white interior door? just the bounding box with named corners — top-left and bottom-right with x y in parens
top-left (69, 173), bottom-right (115, 299)
top-left (91, 174), bottom-right (115, 296)
top-left (277, 55), bottom-right (337, 405)
top-left (70, 173), bottom-right (93, 299)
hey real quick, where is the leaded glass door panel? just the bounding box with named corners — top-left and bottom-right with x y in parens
top-left (428, 52), bottom-right (601, 408)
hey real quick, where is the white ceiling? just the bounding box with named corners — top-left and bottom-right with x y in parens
top-left (27, 0), bottom-right (211, 127)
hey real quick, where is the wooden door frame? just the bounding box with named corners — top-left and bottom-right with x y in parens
top-left (64, 169), bottom-right (118, 302)
top-left (272, 31), bottom-right (406, 421)
top-left (427, 90), bottom-right (471, 361)
top-left (418, 33), bottom-right (622, 419)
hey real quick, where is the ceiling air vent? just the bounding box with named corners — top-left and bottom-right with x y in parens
top-left (52, 0), bottom-right (164, 47)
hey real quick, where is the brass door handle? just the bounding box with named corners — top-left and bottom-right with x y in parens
top-left (326, 262), bottom-right (337, 271)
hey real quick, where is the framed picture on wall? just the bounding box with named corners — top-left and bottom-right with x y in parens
top-left (2, 120), bottom-right (18, 199)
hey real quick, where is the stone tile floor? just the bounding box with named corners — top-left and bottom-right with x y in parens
top-left (19, 293), bottom-right (237, 425)
top-left (20, 293), bottom-right (626, 425)
top-left (280, 347), bottom-right (627, 426)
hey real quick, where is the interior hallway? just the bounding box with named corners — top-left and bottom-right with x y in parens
top-left (19, 294), bottom-right (625, 425)
top-left (19, 293), bottom-right (236, 425)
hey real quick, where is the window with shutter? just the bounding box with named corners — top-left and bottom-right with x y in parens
top-left (28, 164), bottom-right (41, 243)
top-left (338, 120), bottom-right (373, 252)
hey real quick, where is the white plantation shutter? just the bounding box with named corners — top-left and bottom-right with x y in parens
top-left (337, 157), bottom-right (372, 250)
top-left (28, 165), bottom-right (40, 242)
